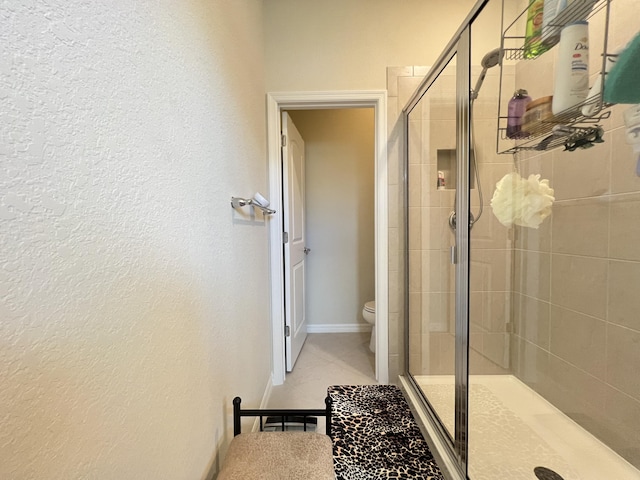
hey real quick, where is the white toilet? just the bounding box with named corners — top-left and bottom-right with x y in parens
top-left (362, 300), bottom-right (376, 353)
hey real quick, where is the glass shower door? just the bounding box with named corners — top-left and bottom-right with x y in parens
top-left (406, 49), bottom-right (467, 448)
top-left (404, 16), bottom-right (475, 477)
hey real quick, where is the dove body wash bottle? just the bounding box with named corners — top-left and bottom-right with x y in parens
top-left (552, 21), bottom-right (589, 115)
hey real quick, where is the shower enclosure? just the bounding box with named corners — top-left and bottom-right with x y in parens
top-left (400, 0), bottom-right (640, 479)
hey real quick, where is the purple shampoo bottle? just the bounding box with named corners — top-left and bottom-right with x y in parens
top-left (507, 89), bottom-right (532, 139)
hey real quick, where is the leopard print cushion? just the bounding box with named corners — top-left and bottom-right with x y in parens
top-left (329, 385), bottom-right (445, 480)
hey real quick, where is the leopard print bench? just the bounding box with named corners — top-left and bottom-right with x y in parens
top-left (329, 384), bottom-right (445, 480)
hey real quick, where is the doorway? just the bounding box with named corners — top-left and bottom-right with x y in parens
top-left (285, 108), bottom-right (375, 372)
top-left (267, 91), bottom-right (389, 386)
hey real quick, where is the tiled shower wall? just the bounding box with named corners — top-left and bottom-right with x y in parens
top-left (467, 64), bottom-right (517, 374)
top-left (387, 66), bottom-right (421, 381)
top-left (511, 0), bottom-right (640, 467)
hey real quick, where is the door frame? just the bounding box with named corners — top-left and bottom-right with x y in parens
top-left (267, 90), bottom-right (389, 385)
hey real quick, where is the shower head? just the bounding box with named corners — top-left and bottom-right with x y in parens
top-left (471, 47), bottom-right (503, 100)
top-left (481, 48), bottom-right (503, 69)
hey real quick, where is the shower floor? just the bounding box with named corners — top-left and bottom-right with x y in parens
top-left (413, 375), bottom-right (639, 480)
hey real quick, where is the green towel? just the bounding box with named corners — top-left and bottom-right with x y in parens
top-left (604, 31), bottom-right (640, 104)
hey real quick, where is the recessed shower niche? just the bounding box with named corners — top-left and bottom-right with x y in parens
top-left (435, 148), bottom-right (475, 190)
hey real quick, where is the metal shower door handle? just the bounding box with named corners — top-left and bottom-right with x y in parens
top-left (448, 211), bottom-right (476, 233)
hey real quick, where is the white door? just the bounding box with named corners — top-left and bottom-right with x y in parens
top-left (282, 112), bottom-right (308, 371)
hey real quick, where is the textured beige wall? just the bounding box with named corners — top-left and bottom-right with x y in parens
top-left (287, 109), bottom-right (376, 329)
top-left (0, 1), bottom-right (270, 478)
top-left (263, 0), bottom-right (478, 91)
top-left (510, 0), bottom-right (640, 468)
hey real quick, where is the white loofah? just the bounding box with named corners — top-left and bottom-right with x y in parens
top-left (490, 172), bottom-right (555, 229)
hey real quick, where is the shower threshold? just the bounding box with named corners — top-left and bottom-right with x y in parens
top-left (412, 375), bottom-right (638, 480)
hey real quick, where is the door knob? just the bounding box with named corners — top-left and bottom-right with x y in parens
top-left (303, 247), bottom-right (311, 255)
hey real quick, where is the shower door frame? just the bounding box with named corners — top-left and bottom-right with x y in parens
top-left (400, 1), bottom-right (489, 478)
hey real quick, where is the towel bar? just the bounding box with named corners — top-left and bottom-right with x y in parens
top-left (231, 196), bottom-right (276, 215)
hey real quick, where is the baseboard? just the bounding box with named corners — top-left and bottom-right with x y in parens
top-left (253, 376), bottom-right (274, 432)
top-left (260, 376), bottom-right (273, 409)
top-left (307, 323), bottom-right (372, 333)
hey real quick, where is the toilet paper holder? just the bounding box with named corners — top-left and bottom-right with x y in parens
top-left (231, 193), bottom-right (276, 215)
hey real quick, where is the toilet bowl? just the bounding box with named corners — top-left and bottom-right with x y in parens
top-left (362, 300), bottom-right (376, 353)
